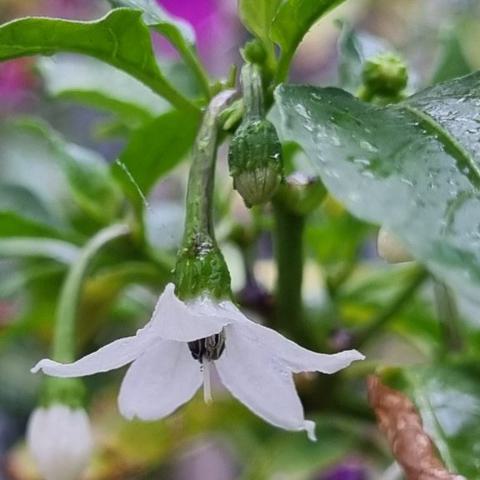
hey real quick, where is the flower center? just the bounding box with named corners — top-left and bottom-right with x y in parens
top-left (188, 331), bottom-right (225, 363)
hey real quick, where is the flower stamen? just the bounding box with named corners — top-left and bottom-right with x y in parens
top-left (188, 331), bottom-right (225, 362)
top-left (202, 361), bottom-right (213, 404)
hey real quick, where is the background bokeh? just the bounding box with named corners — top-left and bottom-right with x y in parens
top-left (1, 1), bottom-right (479, 479)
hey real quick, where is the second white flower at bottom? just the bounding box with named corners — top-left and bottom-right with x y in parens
top-left (32, 283), bottom-right (364, 440)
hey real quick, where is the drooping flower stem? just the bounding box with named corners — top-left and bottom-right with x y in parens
top-left (175, 90), bottom-right (235, 300)
top-left (52, 224), bottom-right (130, 363)
top-left (182, 93), bottom-right (232, 241)
top-left (273, 203), bottom-right (309, 342)
top-left (42, 224), bottom-right (130, 406)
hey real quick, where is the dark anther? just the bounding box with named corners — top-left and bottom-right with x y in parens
top-left (188, 331), bottom-right (225, 363)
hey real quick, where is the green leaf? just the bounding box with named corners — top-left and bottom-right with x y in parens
top-left (0, 8), bottom-right (199, 114)
top-left (38, 56), bottom-right (169, 126)
top-left (397, 363), bottom-right (480, 477)
top-left (0, 212), bottom-right (73, 240)
top-left (431, 28), bottom-right (472, 85)
top-left (270, 0), bottom-right (346, 82)
top-left (0, 122), bottom-right (72, 226)
top-left (1, 120), bottom-right (122, 224)
top-left (0, 238), bottom-right (79, 263)
top-left (306, 208), bottom-right (370, 266)
top-left (110, 0), bottom-right (195, 44)
top-left (242, 415), bottom-right (358, 479)
top-left (239, 0), bottom-right (282, 48)
top-left (112, 110), bottom-right (198, 204)
top-left (275, 72), bottom-right (480, 305)
top-left (0, 260), bottom-right (64, 299)
top-left (0, 184), bottom-right (56, 226)
top-left (110, 0), bottom-right (210, 99)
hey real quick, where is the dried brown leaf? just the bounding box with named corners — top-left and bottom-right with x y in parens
top-left (367, 375), bottom-right (466, 480)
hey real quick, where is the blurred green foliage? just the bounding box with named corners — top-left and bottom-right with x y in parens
top-left (0, 0), bottom-right (479, 479)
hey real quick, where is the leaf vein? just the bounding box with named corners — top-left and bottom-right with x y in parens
top-left (401, 103), bottom-right (480, 189)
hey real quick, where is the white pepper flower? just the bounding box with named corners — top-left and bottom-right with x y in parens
top-left (27, 404), bottom-right (93, 480)
top-left (32, 284), bottom-right (364, 441)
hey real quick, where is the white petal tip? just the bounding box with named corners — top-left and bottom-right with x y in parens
top-left (304, 420), bottom-right (317, 442)
top-left (31, 360), bottom-right (48, 374)
top-left (118, 406), bottom-right (135, 421)
top-left (164, 282), bottom-right (176, 295)
top-left (352, 350), bottom-right (366, 361)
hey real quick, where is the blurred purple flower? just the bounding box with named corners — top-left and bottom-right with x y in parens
top-left (316, 461), bottom-right (368, 480)
top-left (0, 59), bottom-right (35, 110)
top-left (157, 0), bottom-right (238, 72)
top-left (42, 0), bottom-right (95, 18)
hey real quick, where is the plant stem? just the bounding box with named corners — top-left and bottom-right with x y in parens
top-left (175, 90), bottom-right (235, 300)
top-left (182, 90), bottom-right (235, 242)
top-left (241, 63), bottom-right (264, 119)
top-left (273, 202), bottom-right (309, 341)
top-left (145, 73), bottom-right (200, 116)
top-left (356, 267), bottom-right (428, 347)
top-left (433, 280), bottom-right (463, 352)
top-left (52, 223), bottom-right (130, 363)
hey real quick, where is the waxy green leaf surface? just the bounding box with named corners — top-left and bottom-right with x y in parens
top-left (275, 73), bottom-right (480, 304)
top-left (270, 0), bottom-right (346, 78)
top-left (113, 110), bottom-right (198, 205)
top-left (239, 0), bottom-right (281, 47)
top-left (39, 57), bottom-right (168, 125)
top-left (0, 8), bottom-right (198, 113)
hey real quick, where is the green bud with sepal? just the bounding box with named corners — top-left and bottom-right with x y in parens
top-left (40, 377), bottom-right (86, 409)
top-left (241, 39), bottom-right (267, 66)
top-left (228, 63), bottom-right (283, 207)
top-left (358, 52), bottom-right (408, 103)
top-left (275, 173), bottom-right (326, 216)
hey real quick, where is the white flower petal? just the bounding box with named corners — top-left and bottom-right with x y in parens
top-left (216, 324), bottom-right (315, 438)
top-left (149, 283), bottom-right (230, 341)
top-left (118, 339), bottom-right (202, 420)
top-left (220, 302), bottom-right (364, 373)
top-left (27, 405), bottom-right (93, 480)
top-left (31, 331), bottom-right (155, 377)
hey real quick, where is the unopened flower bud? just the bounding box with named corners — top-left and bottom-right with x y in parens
top-left (275, 173), bottom-right (326, 216)
top-left (228, 118), bottom-right (283, 207)
top-left (229, 63), bottom-right (283, 207)
top-left (377, 227), bottom-right (413, 263)
top-left (361, 53), bottom-right (408, 99)
top-left (242, 39), bottom-right (267, 66)
top-left (27, 404), bottom-right (93, 480)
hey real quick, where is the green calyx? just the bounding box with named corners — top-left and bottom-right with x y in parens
top-left (359, 52), bottom-right (408, 103)
top-left (174, 234), bottom-right (231, 301)
top-left (275, 173), bottom-right (326, 216)
top-left (228, 63), bottom-right (283, 207)
top-left (40, 377), bottom-right (86, 409)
